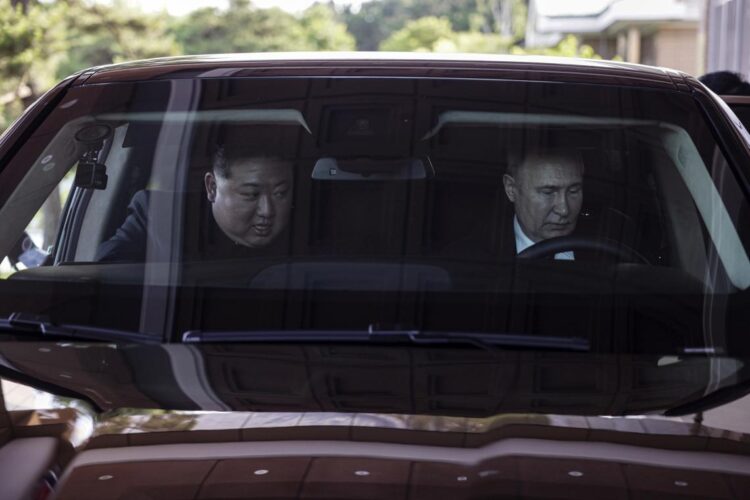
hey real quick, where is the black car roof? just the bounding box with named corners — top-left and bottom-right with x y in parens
top-left (73, 52), bottom-right (691, 91)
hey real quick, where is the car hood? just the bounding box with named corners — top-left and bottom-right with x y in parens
top-left (0, 341), bottom-right (747, 417)
top-left (3, 341), bottom-right (749, 499)
top-left (41, 404), bottom-right (750, 499)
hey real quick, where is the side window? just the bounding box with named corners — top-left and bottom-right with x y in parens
top-left (0, 121), bottom-right (132, 272)
top-left (1, 166), bottom-right (76, 274)
top-left (71, 124), bottom-right (134, 262)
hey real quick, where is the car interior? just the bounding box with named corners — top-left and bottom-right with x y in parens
top-left (1, 77), bottom-right (749, 347)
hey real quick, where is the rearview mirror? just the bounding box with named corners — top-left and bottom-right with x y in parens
top-left (311, 157), bottom-right (433, 181)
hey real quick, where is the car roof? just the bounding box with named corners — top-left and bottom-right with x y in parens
top-left (722, 95), bottom-right (750, 104)
top-left (73, 52), bottom-right (691, 91)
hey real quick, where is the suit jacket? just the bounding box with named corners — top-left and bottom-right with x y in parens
top-left (437, 211), bottom-right (607, 263)
top-left (96, 190), bottom-right (153, 262)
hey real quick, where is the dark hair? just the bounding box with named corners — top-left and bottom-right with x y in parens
top-left (507, 149), bottom-right (584, 178)
top-left (212, 144), bottom-right (231, 178)
top-left (699, 71), bottom-right (750, 95)
top-left (210, 123), bottom-right (298, 178)
top-left (211, 144), bottom-right (292, 179)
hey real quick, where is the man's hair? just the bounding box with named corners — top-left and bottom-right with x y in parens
top-left (212, 145), bottom-right (232, 178)
top-left (699, 71), bottom-right (750, 96)
top-left (507, 149), bottom-right (584, 178)
top-left (211, 144), bottom-right (292, 179)
top-left (210, 124), bottom-right (298, 178)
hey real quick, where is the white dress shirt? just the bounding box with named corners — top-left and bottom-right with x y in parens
top-left (514, 216), bottom-right (574, 260)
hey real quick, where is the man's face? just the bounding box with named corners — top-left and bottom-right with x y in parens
top-left (503, 157), bottom-right (583, 242)
top-left (204, 158), bottom-right (293, 248)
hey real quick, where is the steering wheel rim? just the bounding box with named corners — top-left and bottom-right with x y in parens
top-left (516, 235), bottom-right (651, 265)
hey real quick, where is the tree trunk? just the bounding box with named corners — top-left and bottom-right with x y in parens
top-left (498, 0), bottom-right (513, 38)
top-left (10, 0), bottom-right (30, 14)
top-left (488, 0), bottom-right (514, 37)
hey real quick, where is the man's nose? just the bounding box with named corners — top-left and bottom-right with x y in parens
top-left (553, 192), bottom-right (569, 216)
top-left (256, 194), bottom-right (275, 218)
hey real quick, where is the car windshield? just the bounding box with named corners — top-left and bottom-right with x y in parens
top-left (0, 76), bottom-right (749, 362)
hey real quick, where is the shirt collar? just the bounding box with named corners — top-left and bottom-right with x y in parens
top-left (513, 215), bottom-right (574, 260)
top-left (513, 215), bottom-right (536, 254)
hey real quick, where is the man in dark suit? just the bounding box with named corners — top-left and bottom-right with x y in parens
top-left (434, 149), bottom-right (586, 262)
top-left (501, 150), bottom-right (584, 260)
top-left (96, 146), bottom-right (294, 262)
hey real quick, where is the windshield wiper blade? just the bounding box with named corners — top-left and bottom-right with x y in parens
top-left (394, 330), bottom-right (590, 351)
top-left (0, 312), bottom-right (158, 343)
top-left (664, 376), bottom-right (750, 416)
top-left (182, 328), bottom-right (590, 352)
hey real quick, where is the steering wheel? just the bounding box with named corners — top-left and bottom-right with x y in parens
top-left (516, 235), bottom-right (651, 265)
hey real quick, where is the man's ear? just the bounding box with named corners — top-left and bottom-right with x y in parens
top-left (502, 174), bottom-right (517, 203)
top-left (204, 172), bottom-right (217, 202)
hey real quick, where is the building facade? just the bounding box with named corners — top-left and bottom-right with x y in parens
top-left (526, 0), bottom-right (704, 75)
top-left (705, 0), bottom-right (749, 78)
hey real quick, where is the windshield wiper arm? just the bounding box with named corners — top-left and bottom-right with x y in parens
top-left (182, 328), bottom-right (590, 352)
top-left (664, 375), bottom-right (750, 416)
top-left (388, 330), bottom-right (589, 351)
top-left (0, 312), bottom-right (158, 343)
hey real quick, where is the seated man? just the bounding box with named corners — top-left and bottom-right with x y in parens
top-left (96, 146), bottom-right (294, 262)
top-left (501, 150), bottom-right (584, 259)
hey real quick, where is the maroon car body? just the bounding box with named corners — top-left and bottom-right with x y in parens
top-left (0, 53), bottom-right (749, 499)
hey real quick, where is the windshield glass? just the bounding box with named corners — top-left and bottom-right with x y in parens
top-left (0, 77), bottom-right (748, 360)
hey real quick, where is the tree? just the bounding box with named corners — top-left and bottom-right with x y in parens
top-left (54, 0), bottom-right (181, 81)
top-left (2, 0), bottom-right (182, 132)
top-left (172, 2), bottom-right (305, 54)
top-left (379, 16), bottom-right (512, 54)
top-left (379, 16), bottom-right (456, 52)
top-left (171, 0), bottom-right (354, 55)
top-left (511, 34), bottom-right (603, 59)
top-left (340, 0), bottom-right (527, 51)
top-left (480, 0), bottom-right (527, 38)
top-left (299, 3), bottom-right (356, 51)
top-left (0, 0), bottom-right (45, 130)
top-left (454, 31), bottom-right (512, 53)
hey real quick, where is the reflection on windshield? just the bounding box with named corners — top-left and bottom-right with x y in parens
top-left (1, 379), bottom-right (94, 448)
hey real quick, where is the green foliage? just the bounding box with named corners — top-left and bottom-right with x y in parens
top-left (172, 0), bottom-right (354, 54)
top-left (1, 0), bottom-right (181, 132)
top-left (0, 0), bottom-right (40, 76)
top-left (299, 3), bottom-right (356, 51)
top-left (172, 3), bottom-right (305, 54)
top-left (511, 34), bottom-right (602, 59)
top-left (54, 0), bottom-right (180, 80)
top-left (95, 409), bottom-right (198, 435)
top-left (0, 0), bottom-right (46, 130)
top-left (379, 15), bottom-right (512, 53)
top-left (341, 0), bottom-right (526, 51)
top-left (454, 32), bottom-right (512, 53)
top-left (379, 16), bottom-right (455, 52)
top-left (3, 0), bottom-right (535, 134)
